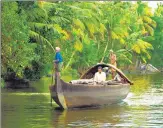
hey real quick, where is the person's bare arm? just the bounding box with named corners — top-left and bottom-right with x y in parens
top-left (114, 54), bottom-right (117, 61)
top-left (112, 54), bottom-right (116, 63)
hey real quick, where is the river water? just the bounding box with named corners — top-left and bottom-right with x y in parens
top-left (1, 73), bottom-right (163, 128)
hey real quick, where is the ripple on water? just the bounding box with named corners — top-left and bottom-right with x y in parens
top-left (1, 73), bottom-right (163, 128)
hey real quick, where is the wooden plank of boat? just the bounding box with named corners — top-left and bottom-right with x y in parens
top-left (49, 63), bottom-right (133, 109)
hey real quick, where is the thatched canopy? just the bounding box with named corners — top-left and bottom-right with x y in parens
top-left (80, 63), bottom-right (133, 85)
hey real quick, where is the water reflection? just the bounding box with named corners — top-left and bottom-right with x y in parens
top-left (1, 73), bottom-right (163, 128)
top-left (50, 104), bottom-right (129, 127)
top-left (50, 91), bottom-right (163, 127)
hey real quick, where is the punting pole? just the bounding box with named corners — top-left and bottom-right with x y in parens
top-left (50, 66), bottom-right (55, 106)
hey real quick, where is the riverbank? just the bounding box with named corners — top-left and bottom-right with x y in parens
top-left (1, 67), bottom-right (162, 89)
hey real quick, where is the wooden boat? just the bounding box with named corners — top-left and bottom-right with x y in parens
top-left (49, 63), bottom-right (133, 109)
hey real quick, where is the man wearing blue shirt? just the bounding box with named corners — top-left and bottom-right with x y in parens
top-left (54, 47), bottom-right (63, 76)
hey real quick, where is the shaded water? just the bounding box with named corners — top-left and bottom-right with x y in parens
top-left (1, 73), bottom-right (163, 128)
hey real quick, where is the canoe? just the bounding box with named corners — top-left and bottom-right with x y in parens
top-left (49, 63), bottom-right (133, 109)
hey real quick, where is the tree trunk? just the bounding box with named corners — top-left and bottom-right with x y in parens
top-left (64, 51), bottom-right (76, 70)
top-left (100, 41), bottom-right (109, 63)
top-left (135, 58), bottom-right (141, 69)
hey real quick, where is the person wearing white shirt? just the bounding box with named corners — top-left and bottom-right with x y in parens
top-left (94, 66), bottom-right (106, 84)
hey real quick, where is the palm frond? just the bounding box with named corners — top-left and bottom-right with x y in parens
top-left (50, 16), bottom-right (71, 24)
top-left (111, 31), bottom-right (119, 40)
top-left (29, 30), bottom-right (55, 52)
top-left (132, 39), bottom-right (153, 54)
top-left (29, 22), bottom-right (56, 32)
top-left (144, 23), bottom-right (154, 36)
top-left (73, 18), bottom-right (85, 30)
top-left (74, 40), bottom-right (83, 52)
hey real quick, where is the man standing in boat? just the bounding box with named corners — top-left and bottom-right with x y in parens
top-left (54, 47), bottom-right (63, 76)
top-left (94, 66), bottom-right (106, 84)
top-left (109, 49), bottom-right (117, 79)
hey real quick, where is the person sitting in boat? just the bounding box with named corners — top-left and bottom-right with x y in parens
top-left (53, 47), bottom-right (63, 76)
top-left (94, 66), bottom-right (106, 84)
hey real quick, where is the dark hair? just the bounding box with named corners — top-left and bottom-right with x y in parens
top-left (98, 66), bottom-right (102, 69)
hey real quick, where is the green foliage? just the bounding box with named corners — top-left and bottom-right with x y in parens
top-left (150, 4), bottom-right (163, 68)
top-left (116, 49), bottom-right (133, 65)
top-left (2, 2), bottom-right (38, 77)
top-left (61, 67), bottom-right (79, 82)
top-left (1, 1), bottom-right (163, 84)
top-left (1, 79), bottom-right (5, 88)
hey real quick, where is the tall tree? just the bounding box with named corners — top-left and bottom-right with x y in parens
top-left (2, 2), bottom-right (37, 77)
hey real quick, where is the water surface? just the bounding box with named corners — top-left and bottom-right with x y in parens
top-left (1, 73), bottom-right (163, 128)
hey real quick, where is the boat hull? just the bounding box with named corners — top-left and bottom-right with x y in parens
top-left (49, 80), bottom-right (130, 109)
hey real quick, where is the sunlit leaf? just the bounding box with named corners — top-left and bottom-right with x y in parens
top-left (74, 40), bottom-right (83, 52)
